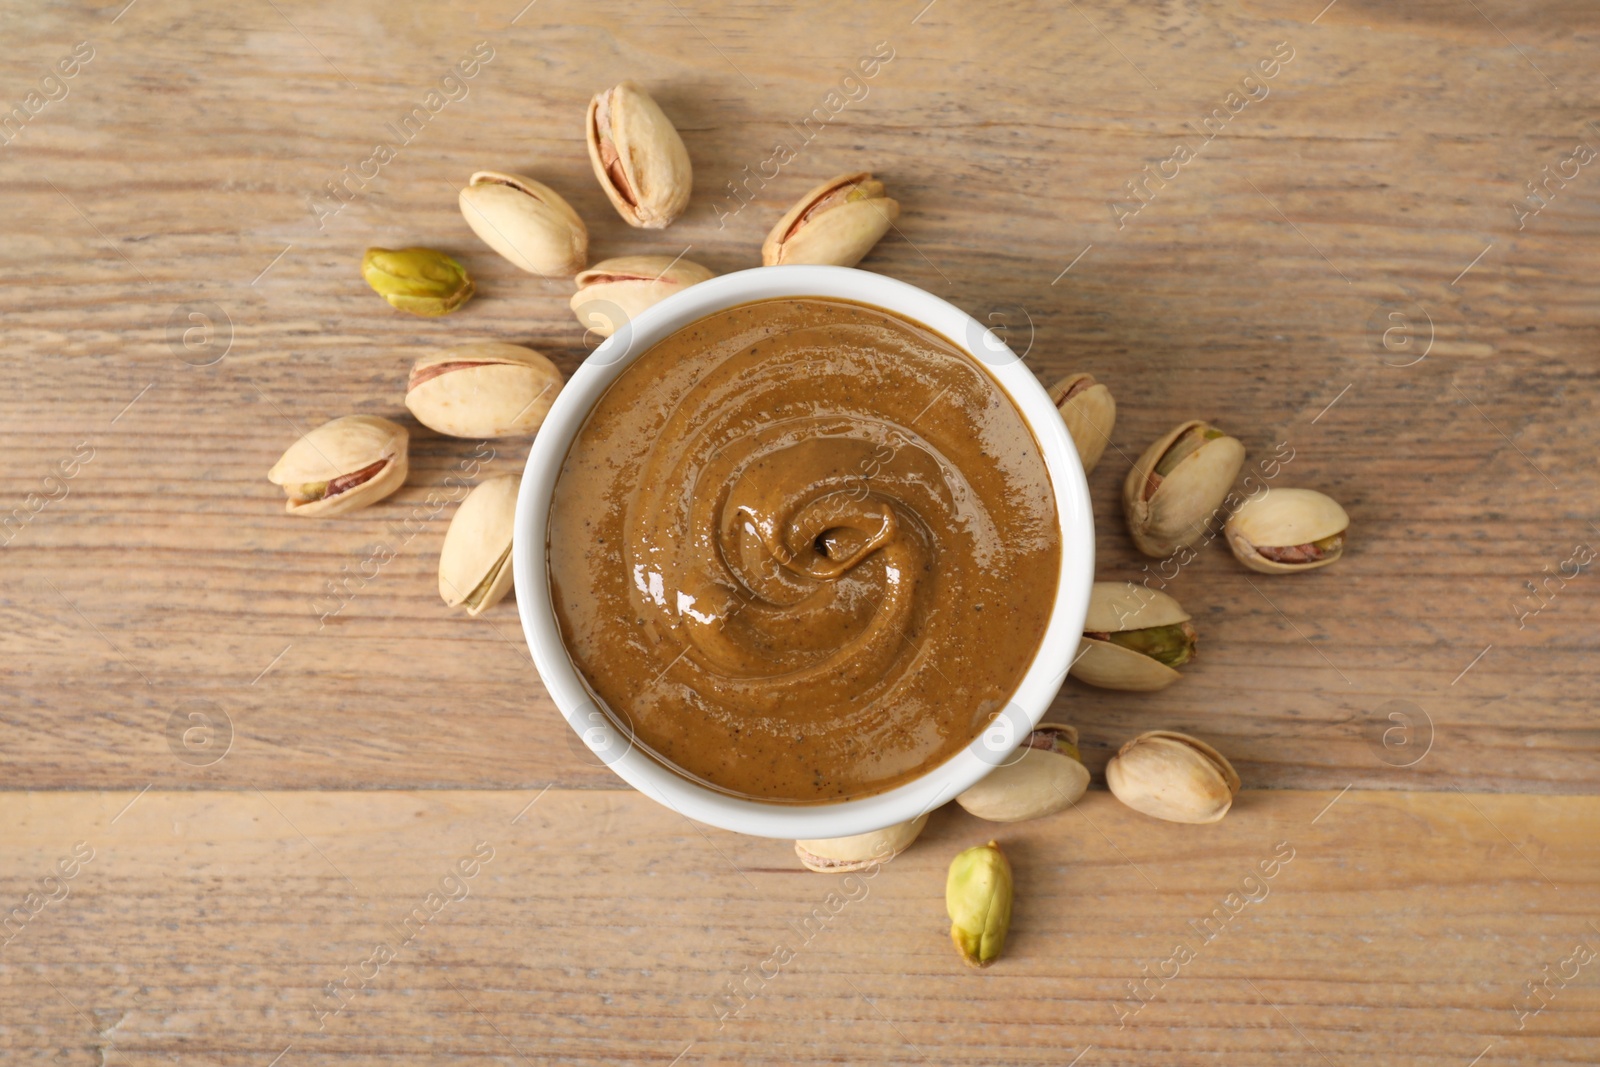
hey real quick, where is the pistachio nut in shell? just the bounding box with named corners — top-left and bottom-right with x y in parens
top-left (762, 172), bottom-right (900, 267)
top-left (361, 247), bottom-right (474, 316)
top-left (586, 81), bottom-right (692, 229)
top-left (1069, 581), bottom-right (1196, 692)
top-left (570, 255), bottom-right (715, 339)
top-left (267, 414), bottom-right (409, 517)
top-left (405, 342), bottom-right (564, 439)
top-left (1048, 373), bottom-right (1117, 474)
top-left (794, 813), bottom-right (927, 873)
top-left (946, 841), bottom-right (1013, 968)
top-left (1226, 487), bottom-right (1350, 574)
top-left (439, 475), bottom-right (517, 616)
top-left (458, 171), bottom-right (588, 276)
top-left (956, 724), bottom-right (1089, 823)
top-left (1122, 420), bottom-right (1246, 557)
top-left (1105, 731), bottom-right (1241, 825)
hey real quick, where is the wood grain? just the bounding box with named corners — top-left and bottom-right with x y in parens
top-left (2, 787), bottom-right (1596, 1065)
top-left (2, 0), bottom-right (1598, 792)
top-left (1, 3), bottom-right (1598, 1060)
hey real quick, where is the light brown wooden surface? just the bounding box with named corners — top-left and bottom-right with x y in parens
top-left (2, 0), bottom-right (1598, 1063)
top-left (1, 788), bottom-right (1597, 1065)
top-left (3, 0), bottom-right (1599, 792)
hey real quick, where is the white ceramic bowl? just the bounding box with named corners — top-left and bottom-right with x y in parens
top-left (513, 266), bottom-right (1094, 840)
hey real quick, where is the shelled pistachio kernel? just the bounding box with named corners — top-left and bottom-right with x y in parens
top-left (361, 247), bottom-right (474, 316)
top-left (946, 841), bottom-right (1013, 968)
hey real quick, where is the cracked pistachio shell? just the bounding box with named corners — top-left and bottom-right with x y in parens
top-left (1106, 731), bottom-right (1241, 825)
top-left (947, 841), bottom-right (1013, 968)
top-left (1048, 373), bottom-right (1117, 474)
top-left (794, 813), bottom-right (927, 873)
top-left (458, 171), bottom-right (588, 276)
top-left (361, 247), bottom-right (474, 316)
top-left (1123, 420), bottom-right (1246, 557)
top-left (1225, 487), bottom-right (1350, 574)
top-left (586, 82), bottom-right (693, 229)
top-left (1082, 580), bottom-right (1190, 634)
top-left (569, 255), bottom-right (716, 338)
top-left (267, 414), bottom-right (409, 518)
top-left (1070, 582), bottom-right (1192, 692)
top-left (405, 343), bottom-right (564, 439)
top-left (762, 172), bottom-right (900, 267)
top-left (956, 724), bottom-right (1089, 823)
top-left (438, 475), bottom-right (517, 616)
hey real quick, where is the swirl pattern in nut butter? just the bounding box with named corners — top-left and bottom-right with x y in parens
top-left (548, 298), bottom-right (1060, 802)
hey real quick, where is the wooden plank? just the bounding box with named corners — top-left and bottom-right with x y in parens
top-left (1, 1), bottom-right (1597, 800)
top-left (0, 787), bottom-right (1595, 1065)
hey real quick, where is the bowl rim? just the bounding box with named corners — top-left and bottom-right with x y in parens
top-left (512, 265), bottom-right (1094, 840)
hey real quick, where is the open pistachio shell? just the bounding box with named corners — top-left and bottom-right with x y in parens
top-left (1225, 487), bottom-right (1350, 574)
top-left (1070, 581), bottom-right (1193, 692)
top-left (1072, 639), bottom-right (1182, 692)
top-left (956, 724), bottom-right (1089, 822)
top-left (405, 342), bottom-right (564, 439)
top-left (1048, 373), bottom-right (1117, 474)
top-left (1106, 730), bottom-right (1240, 824)
top-left (586, 82), bottom-right (693, 229)
top-left (794, 813), bottom-right (927, 873)
top-left (1083, 580), bottom-right (1189, 633)
top-left (267, 414), bottom-right (409, 517)
top-left (439, 475), bottom-right (517, 616)
top-left (570, 255), bottom-right (716, 338)
top-left (1123, 420), bottom-right (1246, 557)
top-left (762, 172), bottom-right (899, 267)
top-left (458, 170), bottom-right (588, 276)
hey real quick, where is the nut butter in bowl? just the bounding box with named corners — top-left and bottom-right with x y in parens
top-left (514, 267), bottom-right (1094, 840)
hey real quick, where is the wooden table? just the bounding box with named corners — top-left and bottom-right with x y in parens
top-left (2, 0), bottom-right (1596, 1062)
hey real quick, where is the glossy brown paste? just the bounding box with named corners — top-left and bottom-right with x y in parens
top-left (547, 298), bottom-right (1060, 802)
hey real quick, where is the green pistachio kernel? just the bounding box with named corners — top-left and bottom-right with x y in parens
top-left (361, 246), bottom-right (475, 316)
top-left (1106, 621), bottom-right (1198, 668)
top-left (946, 841), bottom-right (1014, 968)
